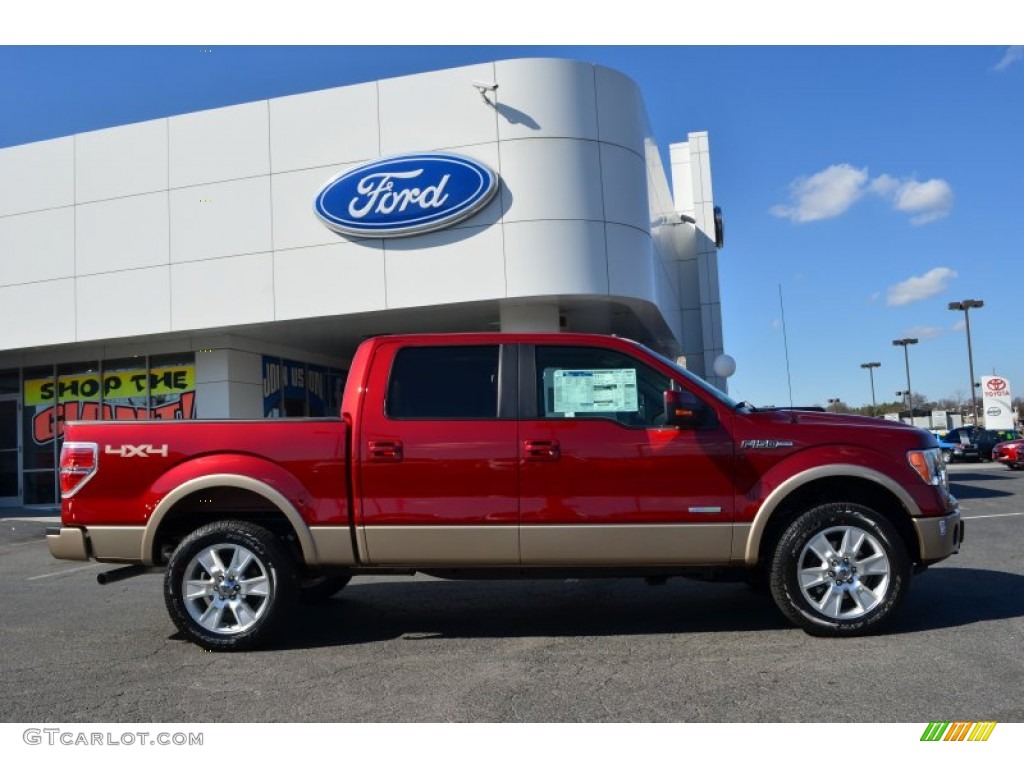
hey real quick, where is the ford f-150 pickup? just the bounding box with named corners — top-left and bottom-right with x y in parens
top-left (48, 333), bottom-right (963, 650)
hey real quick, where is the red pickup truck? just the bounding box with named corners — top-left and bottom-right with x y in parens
top-left (48, 333), bottom-right (963, 650)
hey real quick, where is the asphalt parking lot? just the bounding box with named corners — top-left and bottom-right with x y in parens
top-left (2, 461), bottom-right (1022, 723)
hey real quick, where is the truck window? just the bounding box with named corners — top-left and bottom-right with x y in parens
top-left (386, 345), bottom-right (500, 419)
top-left (535, 346), bottom-right (670, 427)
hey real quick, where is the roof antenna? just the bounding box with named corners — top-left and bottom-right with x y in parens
top-left (779, 284), bottom-right (796, 420)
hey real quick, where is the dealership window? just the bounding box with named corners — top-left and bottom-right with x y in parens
top-left (1, 369), bottom-right (19, 500)
top-left (148, 353), bottom-right (197, 420)
top-left (102, 357), bottom-right (150, 419)
top-left (22, 365), bottom-right (56, 504)
top-left (18, 353), bottom-right (196, 505)
top-left (386, 346), bottom-right (500, 419)
top-left (0, 369), bottom-right (17, 395)
top-left (535, 346), bottom-right (670, 427)
top-left (262, 356), bottom-right (347, 418)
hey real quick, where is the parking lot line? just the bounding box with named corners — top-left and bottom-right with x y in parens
top-left (27, 564), bottom-right (100, 581)
top-left (960, 512), bottom-right (1024, 520)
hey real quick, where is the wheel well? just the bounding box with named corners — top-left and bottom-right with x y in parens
top-left (151, 487), bottom-right (301, 565)
top-left (757, 477), bottom-right (921, 565)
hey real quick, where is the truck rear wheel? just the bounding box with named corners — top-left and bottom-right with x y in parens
top-left (769, 502), bottom-right (910, 636)
top-left (164, 520), bottom-right (297, 651)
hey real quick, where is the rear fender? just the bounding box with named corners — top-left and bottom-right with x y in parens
top-left (140, 454), bottom-right (318, 566)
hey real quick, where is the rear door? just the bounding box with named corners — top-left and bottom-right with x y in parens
top-left (355, 341), bottom-right (520, 565)
top-left (517, 342), bottom-right (735, 565)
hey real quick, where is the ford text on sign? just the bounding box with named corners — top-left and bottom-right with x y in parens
top-left (313, 153), bottom-right (498, 238)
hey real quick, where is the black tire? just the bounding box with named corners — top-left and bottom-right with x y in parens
top-left (299, 571), bottom-right (352, 603)
top-left (164, 520), bottom-right (297, 651)
top-left (769, 502), bottom-right (911, 636)
top-left (941, 448), bottom-right (951, 464)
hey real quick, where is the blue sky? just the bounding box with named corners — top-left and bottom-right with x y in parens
top-left (2, 30), bottom-right (1021, 410)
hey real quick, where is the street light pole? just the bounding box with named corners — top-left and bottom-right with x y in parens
top-left (949, 300), bottom-right (984, 426)
top-left (892, 338), bottom-right (919, 414)
top-left (860, 362), bottom-right (880, 415)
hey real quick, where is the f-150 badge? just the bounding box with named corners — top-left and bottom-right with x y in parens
top-left (104, 444), bottom-right (169, 458)
top-left (740, 439), bottom-right (795, 450)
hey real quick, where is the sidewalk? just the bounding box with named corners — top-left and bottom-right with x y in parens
top-left (0, 505), bottom-right (60, 522)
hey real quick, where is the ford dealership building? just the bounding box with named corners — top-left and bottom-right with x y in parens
top-left (0, 57), bottom-right (725, 506)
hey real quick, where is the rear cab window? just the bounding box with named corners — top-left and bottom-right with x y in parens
top-left (386, 345), bottom-right (501, 420)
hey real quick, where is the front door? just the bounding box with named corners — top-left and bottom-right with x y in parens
top-left (0, 396), bottom-right (20, 505)
top-left (518, 343), bottom-right (736, 565)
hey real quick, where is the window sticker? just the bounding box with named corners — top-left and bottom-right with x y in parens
top-left (551, 369), bottom-right (638, 415)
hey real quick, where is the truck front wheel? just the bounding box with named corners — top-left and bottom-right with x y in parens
top-left (769, 503), bottom-right (910, 636)
top-left (164, 520), bottom-right (297, 651)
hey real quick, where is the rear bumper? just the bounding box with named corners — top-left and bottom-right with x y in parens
top-left (46, 526), bottom-right (89, 561)
top-left (46, 525), bottom-right (145, 563)
top-left (913, 510), bottom-right (964, 564)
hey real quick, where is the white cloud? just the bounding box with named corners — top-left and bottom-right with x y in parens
top-left (886, 267), bottom-right (958, 307)
top-left (952, 319), bottom-right (966, 331)
top-left (890, 179), bottom-right (954, 224)
top-left (902, 325), bottom-right (944, 341)
top-left (773, 166), bottom-right (953, 225)
top-left (770, 164), bottom-right (868, 222)
top-left (869, 175), bottom-right (899, 196)
top-left (994, 46), bottom-right (1024, 72)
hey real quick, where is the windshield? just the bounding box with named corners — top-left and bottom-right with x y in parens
top-left (637, 342), bottom-right (742, 410)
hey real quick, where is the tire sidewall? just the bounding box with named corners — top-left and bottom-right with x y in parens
top-left (164, 521), bottom-right (297, 651)
top-left (769, 502), bottom-right (910, 636)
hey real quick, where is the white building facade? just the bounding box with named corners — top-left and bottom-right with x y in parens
top-left (0, 57), bottom-right (725, 506)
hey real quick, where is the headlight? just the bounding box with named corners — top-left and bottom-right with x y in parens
top-left (908, 448), bottom-right (948, 490)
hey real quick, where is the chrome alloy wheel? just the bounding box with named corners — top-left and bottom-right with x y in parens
top-left (796, 525), bottom-right (891, 620)
top-left (182, 543), bottom-right (270, 635)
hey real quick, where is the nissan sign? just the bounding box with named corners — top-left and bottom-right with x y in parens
top-left (314, 153), bottom-right (498, 238)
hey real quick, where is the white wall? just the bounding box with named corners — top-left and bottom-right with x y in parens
top-left (670, 132), bottom-right (725, 386)
top-left (0, 58), bottom-right (721, 372)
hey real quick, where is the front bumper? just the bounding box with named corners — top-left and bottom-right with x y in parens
top-left (913, 510), bottom-right (964, 564)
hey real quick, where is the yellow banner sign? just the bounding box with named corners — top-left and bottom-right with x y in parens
top-left (24, 366), bottom-right (195, 406)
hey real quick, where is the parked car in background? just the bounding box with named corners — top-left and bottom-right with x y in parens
top-left (977, 429), bottom-right (1022, 460)
top-left (943, 426), bottom-right (981, 463)
top-left (937, 434), bottom-right (957, 464)
top-left (991, 436), bottom-right (1024, 469)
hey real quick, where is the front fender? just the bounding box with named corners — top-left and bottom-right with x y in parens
top-left (739, 457), bottom-right (922, 566)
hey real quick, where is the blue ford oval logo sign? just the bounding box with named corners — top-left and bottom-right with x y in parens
top-left (314, 153), bottom-right (499, 238)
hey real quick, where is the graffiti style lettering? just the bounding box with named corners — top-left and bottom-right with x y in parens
top-left (32, 392), bottom-right (196, 444)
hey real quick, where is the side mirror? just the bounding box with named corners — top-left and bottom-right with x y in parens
top-left (664, 389), bottom-right (713, 429)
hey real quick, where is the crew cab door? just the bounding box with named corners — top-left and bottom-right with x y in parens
top-left (518, 343), bottom-right (735, 565)
top-left (355, 342), bottom-right (519, 565)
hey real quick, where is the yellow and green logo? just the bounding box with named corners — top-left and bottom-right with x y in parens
top-left (921, 722), bottom-right (997, 741)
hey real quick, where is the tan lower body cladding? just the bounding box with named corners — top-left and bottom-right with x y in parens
top-left (360, 524), bottom-right (734, 567)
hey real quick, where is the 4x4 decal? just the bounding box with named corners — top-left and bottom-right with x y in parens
top-left (104, 444), bottom-right (169, 458)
